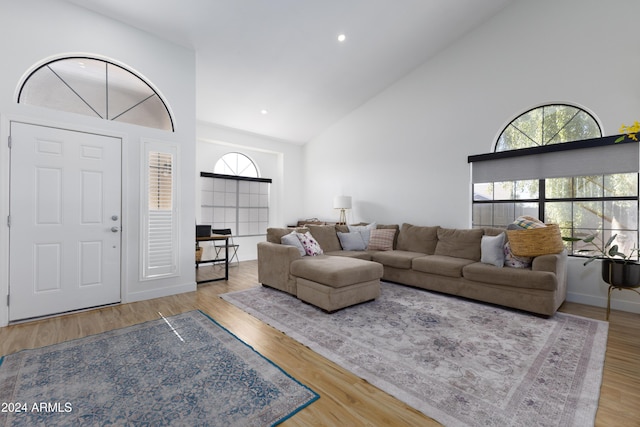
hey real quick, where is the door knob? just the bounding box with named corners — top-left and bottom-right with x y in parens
top-left (111, 226), bottom-right (120, 233)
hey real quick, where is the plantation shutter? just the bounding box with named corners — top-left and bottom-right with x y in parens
top-left (143, 142), bottom-right (178, 278)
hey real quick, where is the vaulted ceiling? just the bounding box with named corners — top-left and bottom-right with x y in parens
top-left (65, 0), bottom-right (514, 143)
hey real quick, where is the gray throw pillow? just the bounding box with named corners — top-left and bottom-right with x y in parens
top-left (481, 232), bottom-right (505, 267)
top-left (337, 231), bottom-right (366, 251)
top-left (281, 231), bottom-right (306, 256)
top-left (348, 222), bottom-right (376, 247)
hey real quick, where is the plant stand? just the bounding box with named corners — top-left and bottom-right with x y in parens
top-left (602, 259), bottom-right (640, 320)
top-left (606, 285), bottom-right (640, 321)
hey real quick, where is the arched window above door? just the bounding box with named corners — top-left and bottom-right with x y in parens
top-left (18, 56), bottom-right (174, 131)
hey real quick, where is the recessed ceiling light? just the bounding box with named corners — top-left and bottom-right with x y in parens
top-left (337, 34), bottom-right (346, 42)
top-left (260, 109), bottom-right (268, 115)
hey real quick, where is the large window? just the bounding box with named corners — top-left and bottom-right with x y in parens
top-left (471, 104), bottom-right (639, 259)
top-left (201, 153), bottom-right (270, 237)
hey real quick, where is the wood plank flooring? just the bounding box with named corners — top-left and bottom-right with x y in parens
top-left (1, 260), bottom-right (638, 426)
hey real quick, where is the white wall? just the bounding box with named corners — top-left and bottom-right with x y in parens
top-left (196, 121), bottom-right (305, 260)
top-left (0, 0), bottom-right (197, 325)
top-left (302, 0), bottom-right (640, 313)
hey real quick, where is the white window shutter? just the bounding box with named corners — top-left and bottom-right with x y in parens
top-left (143, 142), bottom-right (178, 279)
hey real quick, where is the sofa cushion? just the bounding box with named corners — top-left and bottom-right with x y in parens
top-left (504, 242), bottom-right (532, 268)
top-left (484, 227), bottom-right (508, 240)
top-left (462, 262), bottom-right (557, 291)
top-left (337, 231), bottom-right (366, 251)
top-left (434, 228), bottom-right (484, 261)
top-left (267, 227), bottom-right (307, 243)
top-left (353, 223), bottom-right (400, 249)
top-left (290, 255), bottom-right (383, 287)
top-left (325, 250), bottom-right (373, 261)
top-left (371, 250), bottom-right (427, 269)
top-left (396, 223), bottom-right (439, 254)
top-left (368, 228), bottom-right (396, 251)
top-left (412, 255), bottom-right (475, 278)
top-left (307, 224), bottom-right (342, 252)
top-left (281, 231), bottom-right (306, 256)
top-left (348, 222), bottom-right (376, 247)
top-left (296, 231), bottom-right (323, 256)
top-left (480, 232), bottom-right (505, 267)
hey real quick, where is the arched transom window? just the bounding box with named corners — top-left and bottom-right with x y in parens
top-left (496, 104), bottom-right (601, 151)
top-left (18, 56), bottom-right (173, 131)
top-left (214, 152), bottom-right (259, 177)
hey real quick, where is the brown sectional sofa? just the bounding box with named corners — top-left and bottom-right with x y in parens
top-left (258, 223), bottom-right (568, 316)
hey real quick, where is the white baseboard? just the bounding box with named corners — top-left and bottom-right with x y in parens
top-left (125, 281), bottom-right (196, 303)
top-left (566, 291), bottom-right (640, 314)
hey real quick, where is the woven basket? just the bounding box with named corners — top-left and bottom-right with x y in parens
top-left (506, 224), bottom-right (564, 257)
top-left (195, 247), bottom-right (203, 262)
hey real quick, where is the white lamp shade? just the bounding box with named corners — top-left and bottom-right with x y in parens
top-left (333, 196), bottom-right (352, 209)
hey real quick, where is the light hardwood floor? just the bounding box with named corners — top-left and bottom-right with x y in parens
top-left (1, 260), bottom-right (639, 426)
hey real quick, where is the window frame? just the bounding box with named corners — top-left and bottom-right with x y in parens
top-left (471, 104), bottom-right (640, 260)
top-left (495, 103), bottom-right (601, 151)
top-left (200, 172), bottom-right (271, 237)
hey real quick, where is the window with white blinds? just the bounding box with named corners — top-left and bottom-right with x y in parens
top-left (142, 141), bottom-right (178, 279)
top-left (200, 172), bottom-right (271, 236)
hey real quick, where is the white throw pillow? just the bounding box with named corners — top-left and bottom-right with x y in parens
top-left (481, 232), bottom-right (506, 267)
top-left (348, 222), bottom-right (377, 248)
top-left (281, 231), bottom-right (306, 256)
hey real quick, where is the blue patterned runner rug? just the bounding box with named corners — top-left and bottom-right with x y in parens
top-left (0, 310), bottom-right (318, 426)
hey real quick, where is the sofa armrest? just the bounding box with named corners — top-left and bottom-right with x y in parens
top-left (531, 251), bottom-right (567, 274)
top-left (257, 241), bottom-right (301, 295)
top-left (532, 250), bottom-right (568, 304)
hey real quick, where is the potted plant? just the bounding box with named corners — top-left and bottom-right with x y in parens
top-left (563, 233), bottom-right (640, 287)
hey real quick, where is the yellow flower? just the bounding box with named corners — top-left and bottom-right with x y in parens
top-left (616, 120), bottom-right (640, 143)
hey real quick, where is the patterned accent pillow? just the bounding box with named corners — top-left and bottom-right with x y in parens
top-left (504, 241), bottom-right (532, 268)
top-left (367, 228), bottom-right (396, 251)
top-left (296, 231), bottom-right (324, 256)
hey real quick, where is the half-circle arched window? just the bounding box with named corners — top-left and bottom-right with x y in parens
top-left (18, 56), bottom-right (173, 131)
top-left (214, 152), bottom-right (259, 178)
top-left (496, 104), bottom-right (601, 152)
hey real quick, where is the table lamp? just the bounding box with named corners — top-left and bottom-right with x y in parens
top-left (333, 196), bottom-right (352, 225)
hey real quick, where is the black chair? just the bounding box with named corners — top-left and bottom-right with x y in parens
top-left (212, 228), bottom-right (239, 266)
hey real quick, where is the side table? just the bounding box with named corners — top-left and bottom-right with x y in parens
top-left (196, 234), bottom-right (229, 283)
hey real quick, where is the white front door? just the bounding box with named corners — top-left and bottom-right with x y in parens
top-left (9, 122), bottom-right (121, 321)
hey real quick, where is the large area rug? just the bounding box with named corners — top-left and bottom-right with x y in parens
top-left (0, 310), bottom-right (318, 427)
top-left (222, 283), bottom-right (608, 427)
